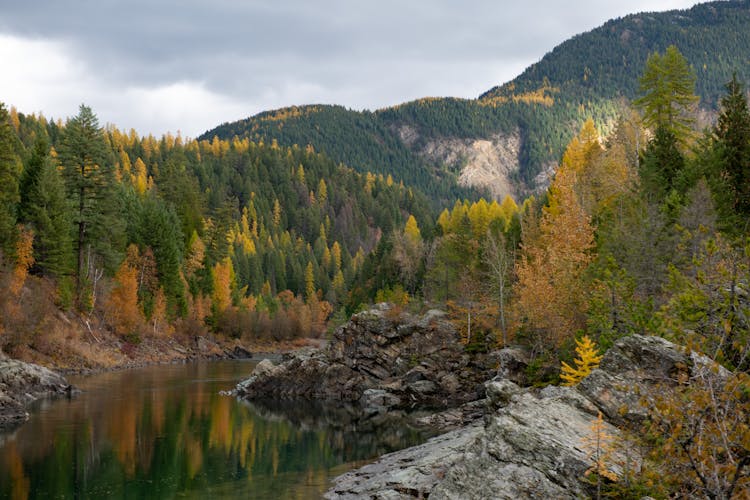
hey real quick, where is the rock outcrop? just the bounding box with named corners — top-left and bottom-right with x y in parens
top-left (0, 354), bottom-right (72, 429)
top-left (325, 334), bottom-right (714, 499)
top-left (398, 126), bottom-right (522, 202)
top-left (235, 305), bottom-right (498, 411)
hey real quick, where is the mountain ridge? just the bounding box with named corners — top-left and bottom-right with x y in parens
top-left (201, 0), bottom-right (750, 203)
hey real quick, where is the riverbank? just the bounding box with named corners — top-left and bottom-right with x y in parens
top-left (0, 327), bottom-right (322, 430)
top-left (6, 319), bottom-right (322, 375)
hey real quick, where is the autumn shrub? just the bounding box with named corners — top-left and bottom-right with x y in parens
top-left (105, 259), bottom-right (145, 339)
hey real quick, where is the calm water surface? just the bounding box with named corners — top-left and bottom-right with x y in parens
top-left (0, 360), bottom-right (432, 499)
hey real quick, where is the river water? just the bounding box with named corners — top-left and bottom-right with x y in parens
top-left (0, 360), bottom-right (432, 499)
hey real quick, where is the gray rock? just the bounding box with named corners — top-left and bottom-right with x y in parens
top-left (433, 388), bottom-right (623, 499)
top-left (0, 357), bottom-right (72, 429)
top-left (415, 399), bottom-right (485, 431)
top-left (577, 334), bottom-right (704, 426)
top-left (495, 346), bottom-right (530, 385)
top-left (408, 380), bottom-right (437, 395)
top-left (253, 358), bottom-right (282, 378)
top-left (360, 389), bottom-right (401, 415)
top-left (326, 334), bottom-right (708, 498)
top-left (235, 304), bottom-right (497, 408)
top-left (325, 423), bottom-right (484, 499)
top-left (485, 378), bottom-right (521, 409)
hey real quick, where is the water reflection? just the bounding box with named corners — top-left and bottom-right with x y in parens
top-left (0, 361), bottom-right (431, 499)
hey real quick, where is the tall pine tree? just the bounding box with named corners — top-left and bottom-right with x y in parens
top-left (0, 103), bottom-right (21, 256)
top-left (58, 105), bottom-right (121, 307)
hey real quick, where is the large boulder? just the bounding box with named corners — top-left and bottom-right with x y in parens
top-left (326, 423), bottom-right (485, 500)
top-left (0, 357), bottom-right (72, 429)
top-left (235, 304), bottom-right (497, 408)
top-left (325, 334), bottom-right (718, 499)
top-left (577, 334), bottom-right (727, 426)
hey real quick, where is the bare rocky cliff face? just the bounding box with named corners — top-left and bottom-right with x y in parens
top-left (325, 334), bottom-right (716, 499)
top-left (396, 125), bottom-right (525, 201)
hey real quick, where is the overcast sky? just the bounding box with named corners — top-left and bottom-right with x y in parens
top-left (1, 0), bottom-right (699, 137)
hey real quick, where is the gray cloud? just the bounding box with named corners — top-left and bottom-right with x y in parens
top-left (0, 0), bottom-right (698, 136)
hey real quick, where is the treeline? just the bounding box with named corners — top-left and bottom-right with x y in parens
top-left (0, 104), bottom-right (436, 351)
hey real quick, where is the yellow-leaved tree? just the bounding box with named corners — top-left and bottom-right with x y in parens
top-left (108, 258), bottom-right (144, 338)
top-left (560, 335), bottom-right (603, 386)
top-left (583, 411), bottom-right (618, 499)
top-left (211, 257), bottom-right (234, 316)
top-left (514, 125), bottom-right (596, 349)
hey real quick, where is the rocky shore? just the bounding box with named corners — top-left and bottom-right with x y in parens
top-left (0, 352), bottom-right (73, 430)
top-left (232, 303), bottom-right (727, 498)
top-left (325, 334), bottom-right (718, 499)
top-left (235, 304), bottom-right (498, 412)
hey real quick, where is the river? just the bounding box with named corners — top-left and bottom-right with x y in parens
top-left (0, 359), bottom-right (432, 499)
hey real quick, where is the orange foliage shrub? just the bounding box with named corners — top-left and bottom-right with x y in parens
top-left (107, 259), bottom-right (144, 338)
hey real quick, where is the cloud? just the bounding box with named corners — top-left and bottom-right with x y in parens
top-left (0, 1), bottom-right (700, 136)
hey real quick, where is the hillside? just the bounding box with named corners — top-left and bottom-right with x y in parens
top-left (202, 0), bottom-right (750, 201)
top-left (0, 104), bottom-right (436, 362)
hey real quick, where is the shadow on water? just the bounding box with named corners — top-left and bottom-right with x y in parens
top-left (0, 360), bottom-right (433, 499)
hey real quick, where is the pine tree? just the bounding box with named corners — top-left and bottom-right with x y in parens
top-left (560, 335), bottom-right (603, 386)
top-left (128, 193), bottom-right (185, 314)
top-left (58, 104), bottom-right (121, 307)
top-left (403, 215), bottom-right (421, 243)
top-left (582, 411), bottom-right (618, 499)
top-left (514, 144), bottom-right (596, 349)
top-left (0, 103), bottom-right (21, 255)
top-left (305, 261), bottom-right (315, 301)
top-left (211, 257), bottom-right (234, 315)
top-left (639, 126), bottom-right (686, 202)
top-left (18, 138), bottom-right (74, 277)
top-left (9, 226), bottom-right (34, 296)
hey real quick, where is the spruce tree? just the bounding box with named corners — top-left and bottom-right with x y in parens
top-left (639, 126), bottom-right (685, 203)
top-left (0, 103), bottom-right (21, 256)
top-left (714, 73), bottom-right (750, 226)
top-left (18, 138), bottom-right (74, 277)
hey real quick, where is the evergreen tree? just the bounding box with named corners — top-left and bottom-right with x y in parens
top-left (639, 126), bottom-right (686, 203)
top-left (18, 138), bottom-right (74, 277)
top-left (714, 73), bottom-right (750, 227)
top-left (634, 45), bottom-right (698, 142)
top-left (0, 103), bottom-right (21, 255)
top-left (58, 104), bottom-right (121, 306)
top-left (127, 192), bottom-right (186, 314)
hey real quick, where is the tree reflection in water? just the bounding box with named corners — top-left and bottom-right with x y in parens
top-left (0, 360), bottom-right (432, 499)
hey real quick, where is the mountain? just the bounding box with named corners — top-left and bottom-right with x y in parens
top-left (202, 0), bottom-right (750, 202)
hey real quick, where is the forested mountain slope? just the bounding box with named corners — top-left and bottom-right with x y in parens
top-left (203, 0), bottom-right (750, 201)
top-left (0, 104), bottom-right (435, 355)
